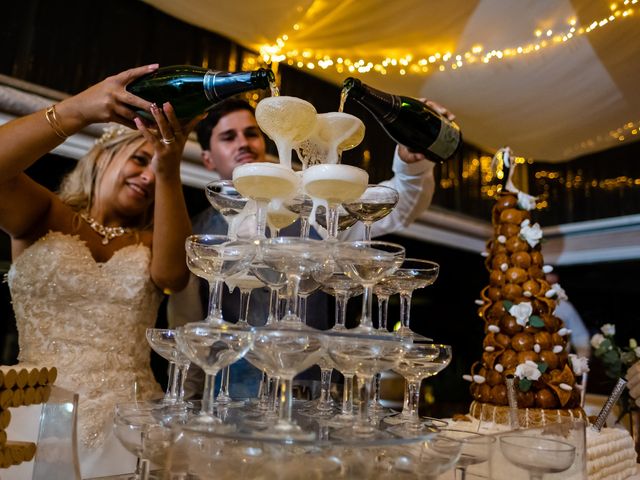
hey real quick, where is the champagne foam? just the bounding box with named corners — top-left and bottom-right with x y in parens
top-left (233, 162), bottom-right (300, 201)
top-left (256, 96), bottom-right (317, 168)
top-left (302, 164), bottom-right (368, 203)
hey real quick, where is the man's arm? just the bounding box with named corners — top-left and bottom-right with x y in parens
top-left (340, 147), bottom-right (435, 241)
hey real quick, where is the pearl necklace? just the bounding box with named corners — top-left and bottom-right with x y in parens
top-left (80, 212), bottom-right (132, 245)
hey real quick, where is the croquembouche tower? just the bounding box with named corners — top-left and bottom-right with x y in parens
top-left (464, 147), bottom-right (588, 427)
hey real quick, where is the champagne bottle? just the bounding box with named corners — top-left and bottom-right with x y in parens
top-left (127, 65), bottom-right (275, 120)
top-left (342, 77), bottom-right (461, 163)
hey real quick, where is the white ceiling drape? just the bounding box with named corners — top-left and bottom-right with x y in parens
top-left (142, 0), bottom-right (640, 161)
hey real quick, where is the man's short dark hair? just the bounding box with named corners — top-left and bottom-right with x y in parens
top-left (196, 98), bottom-right (256, 150)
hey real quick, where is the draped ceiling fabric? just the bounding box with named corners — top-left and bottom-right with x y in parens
top-left (141, 0), bottom-right (640, 162)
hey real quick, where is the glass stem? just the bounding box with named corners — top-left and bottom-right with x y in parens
top-left (335, 293), bottom-right (349, 328)
top-left (363, 223), bottom-right (372, 241)
top-left (166, 362), bottom-right (176, 402)
top-left (360, 285), bottom-right (374, 329)
top-left (238, 289), bottom-right (252, 325)
top-left (175, 363), bottom-right (189, 403)
top-left (317, 367), bottom-right (333, 411)
top-left (283, 274), bottom-right (302, 323)
top-left (269, 376), bottom-right (280, 416)
top-left (327, 203), bottom-right (339, 239)
top-left (257, 370), bottom-right (271, 410)
top-left (407, 379), bottom-right (422, 427)
top-left (207, 280), bottom-right (224, 321)
top-left (277, 376), bottom-right (295, 428)
top-left (298, 295), bottom-right (309, 324)
top-left (255, 200), bottom-right (268, 239)
top-left (202, 373), bottom-right (216, 417)
top-left (342, 374), bottom-right (354, 415)
top-left (300, 216), bottom-right (311, 239)
top-left (400, 292), bottom-right (413, 330)
top-left (266, 287), bottom-right (279, 326)
top-left (354, 375), bottom-right (374, 435)
top-left (377, 295), bottom-right (389, 331)
top-left (401, 381), bottom-right (411, 417)
top-left (371, 373), bottom-right (382, 409)
top-left (218, 366), bottom-right (231, 401)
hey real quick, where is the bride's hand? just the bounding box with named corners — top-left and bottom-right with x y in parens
top-left (134, 102), bottom-right (203, 178)
top-left (59, 64), bottom-right (160, 129)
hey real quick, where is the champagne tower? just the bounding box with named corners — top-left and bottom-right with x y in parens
top-left (464, 148), bottom-right (587, 427)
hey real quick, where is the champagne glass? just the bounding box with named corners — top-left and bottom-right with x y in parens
top-left (185, 234), bottom-right (256, 324)
top-left (113, 402), bottom-right (172, 480)
top-left (343, 184), bottom-right (400, 241)
top-left (285, 193), bottom-right (314, 239)
top-left (296, 111), bottom-right (365, 167)
top-left (266, 200), bottom-right (298, 237)
top-left (388, 343), bottom-right (452, 436)
top-left (332, 240), bottom-right (405, 331)
top-left (388, 258), bottom-right (440, 337)
top-left (233, 162), bottom-right (301, 239)
top-left (320, 271), bottom-right (364, 331)
top-left (439, 429), bottom-right (496, 480)
top-left (315, 204), bottom-right (358, 233)
top-left (255, 96), bottom-right (317, 169)
top-left (297, 275), bottom-right (321, 325)
top-left (303, 163), bottom-right (368, 240)
top-left (244, 327), bottom-right (325, 439)
top-left (259, 237), bottom-right (331, 326)
top-left (175, 322), bottom-right (255, 425)
top-left (326, 330), bottom-right (409, 438)
top-left (205, 179), bottom-right (249, 239)
top-left (500, 435), bottom-right (576, 479)
top-left (373, 277), bottom-right (399, 332)
top-left (216, 272), bottom-right (266, 408)
top-left (145, 328), bottom-right (190, 406)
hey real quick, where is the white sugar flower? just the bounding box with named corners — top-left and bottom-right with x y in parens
top-left (517, 191), bottom-right (537, 211)
top-left (600, 324), bottom-right (616, 336)
top-left (515, 361), bottom-right (542, 381)
top-left (568, 354), bottom-right (590, 375)
top-left (590, 333), bottom-right (606, 349)
top-left (509, 302), bottom-right (533, 327)
top-left (520, 222), bottom-right (543, 248)
top-left (549, 283), bottom-right (568, 302)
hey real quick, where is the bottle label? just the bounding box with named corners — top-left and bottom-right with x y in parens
top-left (429, 121), bottom-right (461, 159)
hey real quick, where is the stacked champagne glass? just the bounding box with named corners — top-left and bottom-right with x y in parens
top-left (122, 94), bottom-right (465, 479)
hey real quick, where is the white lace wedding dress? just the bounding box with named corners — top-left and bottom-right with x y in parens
top-left (7, 232), bottom-right (163, 477)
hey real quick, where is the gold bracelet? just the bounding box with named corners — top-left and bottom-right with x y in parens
top-left (44, 105), bottom-right (70, 140)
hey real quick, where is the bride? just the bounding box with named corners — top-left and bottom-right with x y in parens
top-left (0, 64), bottom-right (199, 477)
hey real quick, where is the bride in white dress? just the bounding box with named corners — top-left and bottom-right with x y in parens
top-left (0, 65), bottom-right (200, 477)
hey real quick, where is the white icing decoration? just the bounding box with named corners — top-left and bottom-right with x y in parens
top-left (520, 221), bottom-right (543, 248)
top-left (523, 290), bottom-right (532, 297)
top-left (509, 302), bottom-right (533, 327)
top-left (475, 299), bottom-right (484, 305)
top-left (552, 345), bottom-right (563, 353)
top-left (558, 327), bottom-right (570, 336)
top-left (481, 251), bottom-right (489, 257)
top-left (488, 325), bottom-right (500, 333)
top-left (515, 360), bottom-right (541, 381)
top-left (500, 263), bottom-right (508, 272)
top-left (559, 383), bottom-right (572, 391)
top-left (569, 354), bottom-right (590, 375)
top-left (497, 235), bottom-right (506, 244)
top-left (533, 343), bottom-right (541, 353)
top-left (473, 375), bottom-right (486, 384)
top-left (495, 364), bottom-right (504, 373)
top-left (517, 191), bottom-right (537, 211)
top-left (485, 346), bottom-right (495, 352)
top-left (462, 374), bottom-right (473, 382)
top-left (542, 265), bottom-right (553, 273)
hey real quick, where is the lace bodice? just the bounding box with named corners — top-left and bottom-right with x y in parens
top-left (7, 232), bottom-right (163, 449)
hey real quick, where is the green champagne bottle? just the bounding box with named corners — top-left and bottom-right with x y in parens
top-left (127, 65), bottom-right (275, 121)
top-left (342, 77), bottom-right (461, 163)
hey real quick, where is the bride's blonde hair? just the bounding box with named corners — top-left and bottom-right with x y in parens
top-left (58, 126), bottom-right (153, 228)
